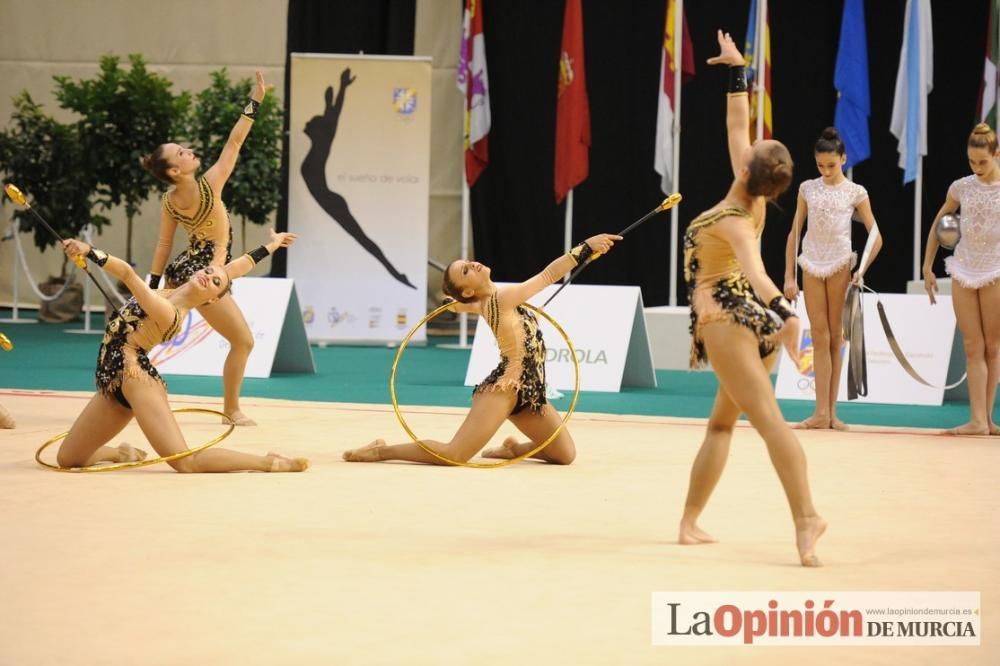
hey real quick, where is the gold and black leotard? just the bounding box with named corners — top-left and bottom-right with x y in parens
top-left (162, 177), bottom-right (233, 288)
top-left (684, 206), bottom-right (777, 368)
top-left (473, 291), bottom-right (547, 415)
top-left (96, 297), bottom-right (182, 409)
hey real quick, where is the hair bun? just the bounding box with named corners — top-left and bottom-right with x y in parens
top-left (820, 126), bottom-right (841, 140)
top-left (973, 122), bottom-right (993, 135)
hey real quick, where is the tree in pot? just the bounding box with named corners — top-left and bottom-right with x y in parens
top-left (54, 54), bottom-right (191, 265)
top-left (0, 93), bottom-right (109, 322)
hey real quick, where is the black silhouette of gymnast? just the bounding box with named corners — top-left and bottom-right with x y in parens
top-left (301, 68), bottom-right (416, 289)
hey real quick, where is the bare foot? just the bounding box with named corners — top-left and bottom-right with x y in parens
top-left (989, 423), bottom-right (1000, 436)
top-left (0, 404), bottom-right (14, 429)
top-left (482, 436), bottom-right (519, 460)
top-left (795, 515), bottom-right (827, 567)
top-left (266, 452), bottom-right (309, 472)
top-left (793, 415), bottom-right (830, 430)
top-left (945, 422), bottom-right (989, 436)
top-left (830, 417), bottom-right (850, 431)
top-left (224, 410), bottom-right (257, 427)
top-left (117, 443), bottom-right (148, 463)
top-left (342, 439), bottom-right (385, 462)
top-left (678, 522), bottom-right (718, 545)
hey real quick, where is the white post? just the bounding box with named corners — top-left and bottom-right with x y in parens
top-left (669, 0), bottom-right (684, 307)
top-left (913, 157), bottom-right (923, 281)
top-left (459, 180), bottom-right (470, 347)
top-left (563, 188), bottom-right (574, 254)
top-left (755, 0), bottom-right (767, 141)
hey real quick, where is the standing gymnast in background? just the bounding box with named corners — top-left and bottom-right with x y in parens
top-left (923, 123), bottom-right (1000, 436)
top-left (783, 127), bottom-right (881, 430)
top-left (142, 71), bottom-right (270, 426)
top-left (677, 30), bottom-right (825, 567)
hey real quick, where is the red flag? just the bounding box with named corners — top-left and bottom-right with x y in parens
top-left (458, 0), bottom-right (490, 185)
top-left (554, 0), bottom-right (590, 203)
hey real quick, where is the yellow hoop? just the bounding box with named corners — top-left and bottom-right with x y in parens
top-left (390, 302), bottom-right (581, 468)
top-left (36, 408), bottom-right (235, 473)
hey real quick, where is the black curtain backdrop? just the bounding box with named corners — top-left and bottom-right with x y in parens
top-left (275, 0), bottom-right (416, 276)
top-left (281, 1), bottom-right (985, 305)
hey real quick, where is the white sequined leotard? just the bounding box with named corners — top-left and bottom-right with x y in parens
top-left (797, 177), bottom-right (869, 278)
top-left (944, 175), bottom-right (1000, 289)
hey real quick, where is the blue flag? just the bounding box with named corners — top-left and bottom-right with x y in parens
top-left (834, 0), bottom-right (870, 170)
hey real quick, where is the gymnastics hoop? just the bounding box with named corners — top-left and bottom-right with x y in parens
top-left (35, 408), bottom-right (236, 473)
top-left (389, 302), bottom-right (580, 468)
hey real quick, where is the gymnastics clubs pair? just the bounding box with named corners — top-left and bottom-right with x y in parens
top-left (543, 193), bottom-right (682, 307)
top-left (3, 183), bottom-right (117, 307)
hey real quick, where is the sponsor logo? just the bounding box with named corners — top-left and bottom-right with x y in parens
top-left (393, 88), bottom-right (417, 115)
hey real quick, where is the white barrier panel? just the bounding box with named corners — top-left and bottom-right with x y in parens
top-left (149, 278), bottom-right (315, 378)
top-left (465, 284), bottom-right (656, 392)
top-left (775, 292), bottom-right (955, 406)
top-left (288, 54), bottom-right (431, 344)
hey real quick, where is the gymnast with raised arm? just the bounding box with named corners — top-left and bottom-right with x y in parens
top-left (53, 231), bottom-right (308, 473)
top-left (341, 232), bottom-right (622, 465)
top-left (677, 31), bottom-right (826, 567)
top-left (143, 71), bottom-right (271, 426)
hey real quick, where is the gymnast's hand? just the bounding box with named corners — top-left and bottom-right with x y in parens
top-left (706, 30), bottom-right (744, 67)
top-left (62, 239), bottom-right (91, 260)
top-left (584, 233), bottom-right (623, 256)
top-left (782, 278), bottom-right (800, 303)
top-left (769, 316), bottom-right (801, 367)
top-left (252, 70), bottom-right (271, 103)
top-left (266, 229), bottom-right (298, 254)
top-left (922, 266), bottom-right (938, 305)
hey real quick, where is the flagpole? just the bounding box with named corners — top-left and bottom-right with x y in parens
top-left (913, 157), bottom-right (923, 281)
top-left (564, 189), bottom-right (573, 255)
top-left (755, 0), bottom-right (766, 140)
top-left (458, 180), bottom-right (470, 347)
top-left (668, 0), bottom-right (684, 307)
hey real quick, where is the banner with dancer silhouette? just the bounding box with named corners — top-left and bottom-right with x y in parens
top-left (288, 54), bottom-right (431, 343)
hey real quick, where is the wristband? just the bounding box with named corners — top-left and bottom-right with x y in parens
top-left (242, 98), bottom-right (261, 121)
top-left (767, 295), bottom-right (797, 321)
top-left (148, 273), bottom-right (161, 289)
top-left (245, 244), bottom-right (271, 266)
top-left (86, 247), bottom-right (109, 267)
top-left (728, 66), bottom-right (748, 94)
top-left (568, 242), bottom-right (593, 265)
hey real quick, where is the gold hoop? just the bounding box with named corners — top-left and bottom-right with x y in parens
top-left (36, 407), bottom-right (235, 472)
top-left (390, 303), bottom-right (580, 468)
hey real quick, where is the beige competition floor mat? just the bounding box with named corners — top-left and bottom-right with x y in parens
top-left (1, 389), bottom-right (997, 665)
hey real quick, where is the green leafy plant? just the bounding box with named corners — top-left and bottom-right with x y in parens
top-left (189, 69), bottom-right (283, 253)
top-left (54, 54), bottom-right (190, 263)
top-left (0, 93), bottom-right (108, 270)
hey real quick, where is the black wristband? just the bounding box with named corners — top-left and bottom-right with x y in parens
top-left (568, 242), bottom-right (593, 265)
top-left (728, 65), bottom-right (748, 94)
top-left (767, 295), bottom-right (797, 322)
top-left (246, 245), bottom-right (270, 266)
top-left (148, 273), bottom-right (161, 289)
top-left (242, 98), bottom-right (261, 121)
top-left (86, 247), bottom-right (109, 267)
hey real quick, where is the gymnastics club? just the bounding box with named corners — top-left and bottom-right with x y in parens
top-left (3, 183), bottom-right (118, 307)
top-left (542, 193), bottom-right (682, 307)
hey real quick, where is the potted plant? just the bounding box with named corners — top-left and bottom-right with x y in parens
top-left (0, 93), bottom-right (108, 321)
